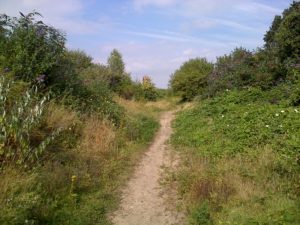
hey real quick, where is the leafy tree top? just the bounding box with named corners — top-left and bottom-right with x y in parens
top-left (107, 49), bottom-right (125, 77)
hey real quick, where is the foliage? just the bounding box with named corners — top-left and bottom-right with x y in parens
top-left (0, 74), bottom-right (60, 167)
top-left (140, 76), bottom-right (158, 101)
top-left (170, 58), bottom-right (213, 101)
top-left (107, 49), bottom-right (126, 92)
top-left (206, 48), bottom-right (255, 96)
top-left (274, 1), bottom-right (300, 63)
top-left (264, 15), bottom-right (282, 49)
top-left (0, 12), bottom-right (65, 81)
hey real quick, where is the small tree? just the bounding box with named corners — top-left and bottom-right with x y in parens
top-left (107, 49), bottom-right (125, 91)
top-left (142, 75), bottom-right (158, 101)
top-left (170, 58), bottom-right (213, 101)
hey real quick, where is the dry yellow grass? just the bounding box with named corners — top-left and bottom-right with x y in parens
top-left (116, 96), bottom-right (179, 120)
top-left (80, 116), bottom-right (115, 157)
top-left (46, 102), bottom-right (79, 130)
top-left (0, 168), bottom-right (36, 203)
top-left (178, 147), bottom-right (278, 209)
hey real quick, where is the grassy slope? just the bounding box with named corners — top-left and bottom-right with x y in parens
top-left (0, 99), bottom-right (173, 225)
top-left (171, 88), bottom-right (300, 224)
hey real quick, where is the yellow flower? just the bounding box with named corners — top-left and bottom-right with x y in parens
top-left (71, 175), bottom-right (77, 181)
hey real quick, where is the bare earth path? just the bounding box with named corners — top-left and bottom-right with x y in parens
top-left (112, 111), bottom-right (184, 225)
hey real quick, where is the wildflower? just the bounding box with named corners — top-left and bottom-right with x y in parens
top-left (275, 113), bottom-right (279, 117)
top-left (295, 109), bottom-right (299, 113)
top-left (71, 175), bottom-right (77, 181)
top-left (281, 110), bottom-right (285, 113)
top-left (265, 125), bottom-right (269, 128)
top-left (221, 115), bottom-right (224, 118)
top-left (279, 124), bottom-right (283, 128)
top-left (226, 89), bottom-right (229, 92)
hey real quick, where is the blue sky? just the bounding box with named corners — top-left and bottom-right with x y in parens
top-left (0, 0), bottom-right (292, 88)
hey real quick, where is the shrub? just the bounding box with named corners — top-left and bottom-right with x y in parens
top-left (170, 58), bottom-right (213, 101)
top-left (206, 48), bottom-right (256, 97)
top-left (0, 74), bottom-right (60, 168)
top-left (0, 12), bottom-right (65, 82)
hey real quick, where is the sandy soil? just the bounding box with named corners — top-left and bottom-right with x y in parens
top-left (111, 111), bottom-right (184, 225)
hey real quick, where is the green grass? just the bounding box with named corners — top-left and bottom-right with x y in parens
top-left (171, 87), bottom-right (300, 224)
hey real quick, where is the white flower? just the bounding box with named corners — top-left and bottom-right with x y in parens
top-left (275, 113), bottom-right (279, 117)
top-left (281, 110), bottom-right (285, 113)
top-left (265, 125), bottom-right (269, 128)
top-left (221, 115), bottom-right (224, 118)
top-left (295, 109), bottom-right (299, 113)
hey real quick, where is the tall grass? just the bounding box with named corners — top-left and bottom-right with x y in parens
top-left (0, 92), bottom-right (160, 224)
top-left (0, 75), bottom-right (61, 168)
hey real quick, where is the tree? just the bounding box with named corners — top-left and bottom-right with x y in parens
top-left (170, 58), bottom-right (213, 101)
top-left (274, 3), bottom-right (300, 62)
top-left (107, 49), bottom-right (125, 91)
top-left (142, 76), bottom-right (158, 101)
top-left (263, 1), bottom-right (300, 81)
top-left (264, 15), bottom-right (282, 49)
top-left (0, 12), bottom-right (65, 81)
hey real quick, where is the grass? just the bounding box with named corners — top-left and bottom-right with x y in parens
top-left (0, 98), bottom-right (161, 225)
top-left (171, 87), bottom-right (300, 225)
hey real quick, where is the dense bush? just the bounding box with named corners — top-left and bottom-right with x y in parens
top-left (206, 48), bottom-right (256, 96)
top-left (170, 58), bottom-right (213, 101)
top-left (0, 12), bottom-right (65, 81)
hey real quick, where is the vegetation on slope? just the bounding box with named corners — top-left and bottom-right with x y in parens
top-left (170, 2), bottom-right (300, 224)
top-left (172, 89), bottom-right (300, 224)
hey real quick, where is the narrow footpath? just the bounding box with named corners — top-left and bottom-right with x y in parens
top-left (112, 111), bottom-right (184, 225)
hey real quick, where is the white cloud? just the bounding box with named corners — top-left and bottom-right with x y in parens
top-left (0, 0), bottom-right (112, 35)
top-left (235, 2), bottom-right (282, 14)
top-left (0, 0), bottom-right (83, 17)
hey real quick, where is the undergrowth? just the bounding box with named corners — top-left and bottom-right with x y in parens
top-left (0, 93), bottom-right (160, 225)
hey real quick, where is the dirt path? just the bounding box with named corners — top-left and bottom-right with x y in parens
top-left (111, 111), bottom-right (184, 225)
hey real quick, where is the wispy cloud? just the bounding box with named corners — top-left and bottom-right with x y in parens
top-left (0, 0), bottom-right (292, 87)
top-left (235, 2), bottom-right (282, 14)
top-left (133, 0), bottom-right (177, 9)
